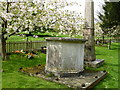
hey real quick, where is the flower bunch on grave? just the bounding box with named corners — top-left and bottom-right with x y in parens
top-left (26, 53), bottom-right (34, 59)
top-left (14, 50), bottom-right (23, 53)
top-left (13, 50), bottom-right (25, 55)
top-left (25, 51), bottom-right (37, 59)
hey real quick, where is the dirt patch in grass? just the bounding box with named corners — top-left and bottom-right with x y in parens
top-left (19, 64), bottom-right (46, 75)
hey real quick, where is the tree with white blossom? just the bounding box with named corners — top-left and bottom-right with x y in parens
top-left (94, 22), bottom-right (103, 38)
top-left (0, 0), bottom-right (83, 60)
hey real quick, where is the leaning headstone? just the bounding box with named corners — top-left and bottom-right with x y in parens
top-left (84, 0), bottom-right (104, 67)
top-left (45, 37), bottom-right (86, 77)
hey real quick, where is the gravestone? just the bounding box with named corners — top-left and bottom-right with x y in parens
top-left (20, 37), bottom-right (107, 89)
top-left (45, 37), bottom-right (86, 77)
top-left (84, 0), bottom-right (104, 67)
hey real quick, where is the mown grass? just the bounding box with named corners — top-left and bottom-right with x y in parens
top-left (2, 53), bottom-right (67, 88)
top-left (7, 35), bottom-right (45, 42)
top-left (3, 32), bottom-right (119, 89)
top-left (2, 43), bottom-right (119, 89)
top-left (93, 43), bottom-right (119, 89)
top-left (7, 32), bottom-right (82, 42)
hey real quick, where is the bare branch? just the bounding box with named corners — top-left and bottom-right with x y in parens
top-left (7, 25), bottom-right (22, 38)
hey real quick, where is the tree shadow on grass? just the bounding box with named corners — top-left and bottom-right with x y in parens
top-left (104, 63), bottom-right (119, 67)
top-left (95, 51), bottom-right (106, 55)
top-left (96, 53), bottom-right (106, 55)
top-left (110, 43), bottom-right (120, 50)
top-left (109, 47), bottom-right (119, 50)
top-left (100, 63), bottom-right (118, 69)
top-left (103, 63), bottom-right (118, 73)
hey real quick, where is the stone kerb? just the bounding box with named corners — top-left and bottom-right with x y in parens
top-left (45, 37), bottom-right (86, 77)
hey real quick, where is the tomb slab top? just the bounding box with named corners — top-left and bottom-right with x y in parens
top-left (46, 37), bottom-right (87, 42)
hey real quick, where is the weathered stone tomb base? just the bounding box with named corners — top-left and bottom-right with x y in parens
top-left (85, 59), bottom-right (104, 68)
top-left (38, 71), bottom-right (107, 89)
top-left (20, 65), bottom-right (107, 89)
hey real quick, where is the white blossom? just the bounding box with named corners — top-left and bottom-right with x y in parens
top-left (0, 0), bottom-right (83, 38)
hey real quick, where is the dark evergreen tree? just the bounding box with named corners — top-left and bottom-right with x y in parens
top-left (98, 1), bottom-right (120, 36)
top-left (98, 1), bottom-right (120, 49)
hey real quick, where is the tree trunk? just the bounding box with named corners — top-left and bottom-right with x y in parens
top-left (0, 1), bottom-right (9, 60)
top-left (1, 35), bottom-right (7, 60)
top-left (0, 35), bottom-right (2, 60)
top-left (26, 37), bottom-right (29, 50)
top-left (108, 39), bottom-right (111, 50)
top-left (102, 35), bottom-right (105, 44)
top-left (108, 34), bottom-right (111, 50)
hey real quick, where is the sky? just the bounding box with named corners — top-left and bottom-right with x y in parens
top-left (65, 0), bottom-right (105, 22)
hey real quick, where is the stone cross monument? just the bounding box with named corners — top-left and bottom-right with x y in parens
top-left (84, 0), bottom-right (104, 67)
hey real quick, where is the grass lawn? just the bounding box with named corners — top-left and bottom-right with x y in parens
top-left (6, 35), bottom-right (45, 42)
top-left (2, 53), bottom-right (67, 88)
top-left (93, 42), bottom-right (119, 89)
top-left (7, 32), bottom-right (82, 42)
top-left (2, 42), bottom-right (119, 88)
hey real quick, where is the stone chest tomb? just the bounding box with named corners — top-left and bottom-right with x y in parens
top-left (45, 37), bottom-right (86, 77)
top-left (19, 37), bottom-right (107, 89)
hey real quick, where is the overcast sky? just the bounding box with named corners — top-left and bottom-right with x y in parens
top-left (65, 0), bottom-right (105, 22)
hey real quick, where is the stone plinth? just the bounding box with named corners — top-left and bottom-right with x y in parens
top-left (20, 65), bottom-right (107, 89)
top-left (85, 59), bottom-right (104, 68)
top-left (45, 37), bottom-right (86, 77)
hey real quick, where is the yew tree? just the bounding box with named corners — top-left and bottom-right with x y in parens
top-left (98, 1), bottom-right (120, 38)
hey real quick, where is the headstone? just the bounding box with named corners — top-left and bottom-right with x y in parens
top-left (84, 0), bottom-right (104, 67)
top-left (45, 37), bottom-right (86, 77)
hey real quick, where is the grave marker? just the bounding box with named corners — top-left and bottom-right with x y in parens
top-left (84, 0), bottom-right (104, 67)
top-left (45, 37), bottom-right (86, 77)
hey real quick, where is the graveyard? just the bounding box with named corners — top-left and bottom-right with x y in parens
top-left (1, 35), bottom-right (119, 88)
top-left (0, 0), bottom-right (120, 89)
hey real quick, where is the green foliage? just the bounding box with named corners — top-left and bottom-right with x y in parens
top-left (98, 1), bottom-right (120, 37)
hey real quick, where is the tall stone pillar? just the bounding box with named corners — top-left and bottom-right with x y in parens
top-left (84, 0), bottom-right (104, 67)
top-left (84, 0), bottom-right (96, 61)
